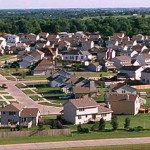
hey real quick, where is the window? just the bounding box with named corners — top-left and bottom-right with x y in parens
top-left (78, 116), bottom-right (82, 119)
top-left (86, 115), bottom-right (88, 118)
top-left (79, 108), bottom-right (85, 111)
top-left (3, 112), bottom-right (5, 114)
top-left (81, 56), bottom-right (84, 60)
top-left (101, 113), bottom-right (107, 117)
top-left (9, 112), bottom-right (16, 116)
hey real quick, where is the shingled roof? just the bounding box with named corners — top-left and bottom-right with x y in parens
top-left (69, 98), bottom-right (99, 108)
top-left (20, 108), bottom-right (39, 117)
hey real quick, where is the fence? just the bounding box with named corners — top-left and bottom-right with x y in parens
top-left (131, 85), bottom-right (150, 89)
top-left (0, 128), bottom-right (71, 138)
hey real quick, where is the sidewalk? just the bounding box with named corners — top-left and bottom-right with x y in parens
top-left (0, 137), bottom-right (150, 150)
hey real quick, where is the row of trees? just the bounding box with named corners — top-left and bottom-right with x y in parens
top-left (1, 17), bottom-right (150, 37)
top-left (77, 116), bottom-right (144, 133)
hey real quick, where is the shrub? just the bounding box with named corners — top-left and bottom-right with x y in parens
top-left (77, 124), bottom-right (82, 132)
top-left (111, 115), bottom-right (118, 131)
top-left (16, 125), bottom-right (23, 131)
top-left (99, 118), bottom-right (105, 131)
top-left (124, 117), bottom-right (130, 130)
top-left (91, 122), bottom-right (99, 131)
top-left (38, 122), bottom-right (44, 130)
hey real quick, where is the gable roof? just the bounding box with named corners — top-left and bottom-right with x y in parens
top-left (0, 103), bottom-right (24, 112)
top-left (98, 103), bottom-right (113, 114)
top-left (30, 49), bottom-right (44, 55)
top-left (69, 98), bottom-right (98, 108)
top-left (20, 108), bottom-right (39, 117)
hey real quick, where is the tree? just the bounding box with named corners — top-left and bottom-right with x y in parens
top-left (124, 117), bottom-right (130, 130)
top-left (99, 118), bottom-right (105, 131)
top-left (77, 124), bottom-right (82, 132)
top-left (111, 115), bottom-right (118, 130)
top-left (15, 66), bottom-right (19, 72)
top-left (22, 71), bottom-right (26, 79)
top-left (16, 125), bottom-right (22, 131)
top-left (38, 122), bottom-right (44, 130)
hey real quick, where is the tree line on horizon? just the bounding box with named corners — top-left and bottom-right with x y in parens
top-left (0, 16), bottom-right (150, 37)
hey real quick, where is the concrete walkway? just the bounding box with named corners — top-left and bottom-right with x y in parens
top-left (1, 137), bottom-right (150, 150)
top-left (0, 74), bottom-right (63, 115)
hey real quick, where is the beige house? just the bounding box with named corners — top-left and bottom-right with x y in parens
top-left (63, 98), bottom-right (113, 124)
top-left (105, 93), bottom-right (142, 115)
top-left (30, 49), bottom-right (45, 61)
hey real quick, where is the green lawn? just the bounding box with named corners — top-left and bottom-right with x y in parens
top-left (6, 76), bottom-right (16, 81)
top-left (0, 101), bottom-right (7, 105)
top-left (41, 115), bottom-right (57, 119)
top-left (23, 90), bottom-right (35, 95)
top-left (138, 89), bottom-right (150, 106)
top-left (94, 88), bottom-right (109, 103)
top-left (17, 75), bottom-right (49, 81)
top-left (39, 102), bottom-right (62, 107)
top-left (0, 54), bottom-right (15, 61)
top-left (1, 130), bottom-right (150, 145)
top-left (0, 92), bottom-right (8, 94)
top-left (16, 84), bottom-right (26, 88)
top-left (30, 95), bottom-right (43, 101)
top-left (4, 96), bottom-right (14, 99)
top-left (49, 144), bottom-right (150, 150)
top-left (71, 72), bottom-right (116, 78)
top-left (26, 82), bottom-right (48, 88)
top-left (9, 101), bottom-right (19, 104)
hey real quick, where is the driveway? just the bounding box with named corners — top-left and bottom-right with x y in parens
top-left (0, 75), bottom-right (63, 115)
top-left (0, 137), bottom-right (150, 150)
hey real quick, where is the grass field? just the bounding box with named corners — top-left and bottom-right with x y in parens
top-left (3, 96), bottom-right (14, 99)
top-left (30, 95), bottom-right (43, 101)
top-left (16, 84), bottom-right (26, 88)
top-left (22, 90), bottom-right (35, 95)
top-left (17, 75), bottom-right (49, 81)
top-left (49, 144), bottom-right (150, 150)
top-left (0, 130), bottom-right (150, 145)
top-left (39, 102), bottom-right (62, 107)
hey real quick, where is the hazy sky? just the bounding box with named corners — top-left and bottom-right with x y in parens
top-left (1, 0), bottom-right (150, 9)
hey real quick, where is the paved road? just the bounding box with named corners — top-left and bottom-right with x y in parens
top-left (0, 75), bottom-right (62, 115)
top-left (0, 137), bottom-right (150, 150)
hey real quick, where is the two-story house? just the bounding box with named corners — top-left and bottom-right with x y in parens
top-left (105, 93), bottom-right (143, 115)
top-left (63, 98), bottom-right (113, 124)
top-left (0, 103), bottom-right (40, 127)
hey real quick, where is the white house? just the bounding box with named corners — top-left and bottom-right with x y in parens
top-left (106, 40), bottom-right (118, 48)
top-left (63, 98), bottom-right (113, 124)
top-left (120, 66), bottom-right (145, 80)
top-left (0, 37), bottom-right (7, 49)
top-left (135, 54), bottom-right (150, 66)
top-left (30, 49), bottom-right (45, 61)
top-left (120, 50), bottom-right (138, 58)
top-left (81, 40), bottom-right (94, 50)
top-left (7, 35), bottom-right (20, 43)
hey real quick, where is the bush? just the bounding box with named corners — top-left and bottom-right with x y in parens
top-left (91, 122), bottom-right (99, 131)
top-left (38, 122), bottom-right (44, 130)
top-left (16, 125), bottom-right (23, 131)
top-left (111, 115), bottom-right (118, 131)
top-left (77, 125), bottom-right (89, 133)
top-left (129, 126), bottom-right (143, 132)
top-left (99, 118), bottom-right (105, 131)
top-left (124, 117), bottom-right (130, 130)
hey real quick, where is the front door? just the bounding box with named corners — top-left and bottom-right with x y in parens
top-left (92, 114), bottom-right (96, 120)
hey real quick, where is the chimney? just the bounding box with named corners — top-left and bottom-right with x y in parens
top-left (107, 102), bottom-right (111, 109)
top-left (90, 81), bottom-right (96, 92)
top-left (127, 94), bottom-right (130, 100)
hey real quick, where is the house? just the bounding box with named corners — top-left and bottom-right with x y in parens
top-left (0, 37), bottom-right (7, 49)
top-left (131, 59), bottom-right (141, 66)
top-left (21, 33), bottom-right (39, 43)
top-left (104, 61), bottom-right (116, 72)
top-left (132, 34), bottom-right (145, 42)
top-left (88, 34), bottom-right (101, 44)
top-left (132, 45), bottom-right (147, 53)
top-left (0, 103), bottom-right (40, 127)
top-left (120, 66), bottom-right (144, 80)
top-left (135, 54), bottom-right (150, 66)
top-left (30, 50), bottom-right (45, 61)
top-left (81, 40), bottom-right (94, 50)
top-left (110, 82), bottom-right (137, 95)
top-left (41, 47), bottom-right (58, 60)
top-left (120, 49), bottom-right (138, 58)
top-left (87, 62), bottom-right (102, 72)
top-left (47, 70), bottom-right (70, 87)
top-left (111, 56), bottom-right (132, 70)
top-left (75, 31), bottom-right (86, 38)
top-left (105, 93), bottom-right (142, 115)
top-left (58, 32), bottom-right (74, 38)
top-left (38, 32), bottom-right (49, 39)
top-left (7, 35), bottom-right (20, 43)
top-left (32, 59), bottom-right (54, 76)
top-left (105, 40), bottom-right (118, 48)
top-left (19, 55), bottom-right (35, 68)
top-left (62, 49), bottom-right (92, 66)
top-left (141, 68), bottom-right (150, 84)
top-left (63, 98), bottom-right (113, 124)
top-left (123, 40), bottom-right (137, 48)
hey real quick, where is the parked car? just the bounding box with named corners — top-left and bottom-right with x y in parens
top-left (2, 83), bottom-right (8, 89)
top-left (59, 95), bottom-right (72, 99)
